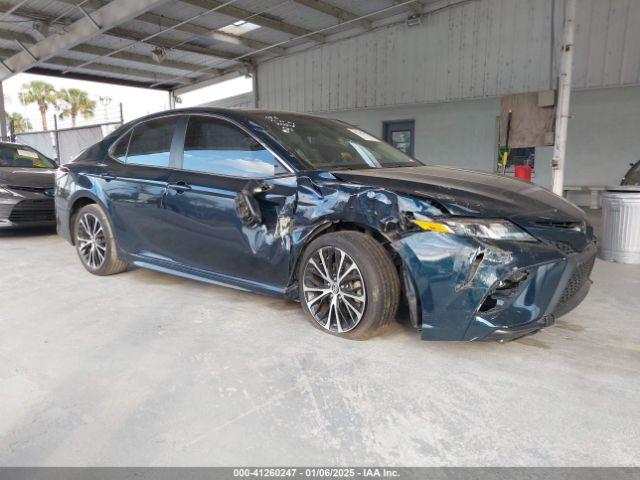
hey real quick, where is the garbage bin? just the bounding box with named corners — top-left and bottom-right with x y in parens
top-left (600, 186), bottom-right (640, 264)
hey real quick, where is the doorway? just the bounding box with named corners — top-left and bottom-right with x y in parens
top-left (383, 120), bottom-right (415, 156)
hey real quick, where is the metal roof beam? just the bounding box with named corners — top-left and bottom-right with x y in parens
top-left (0, 0), bottom-right (29, 22)
top-left (52, 0), bottom-right (284, 56)
top-left (72, 43), bottom-right (218, 74)
top-left (0, 29), bottom-right (217, 74)
top-left (27, 66), bottom-right (175, 90)
top-left (135, 12), bottom-right (286, 56)
top-left (0, 47), bottom-right (194, 85)
top-left (0, 2), bottom-right (230, 63)
top-left (107, 25), bottom-right (237, 61)
top-left (180, 0), bottom-right (325, 43)
top-left (291, 0), bottom-right (370, 29)
top-left (394, 0), bottom-right (423, 15)
top-left (45, 57), bottom-right (193, 85)
top-left (0, 0), bottom-right (170, 80)
top-left (164, 0), bottom-right (445, 92)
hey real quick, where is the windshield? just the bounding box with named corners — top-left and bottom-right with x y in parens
top-left (0, 145), bottom-right (56, 169)
top-left (244, 112), bottom-right (424, 171)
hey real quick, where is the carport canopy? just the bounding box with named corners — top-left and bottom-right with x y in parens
top-left (0, 0), bottom-right (433, 92)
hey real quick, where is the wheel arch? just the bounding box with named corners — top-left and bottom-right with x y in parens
top-left (288, 219), bottom-right (420, 330)
top-left (67, 193), bottom-right (105, 245)
top-left (288, 220), bottom-right (399, 298)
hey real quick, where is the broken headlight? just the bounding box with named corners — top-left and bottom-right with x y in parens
top-left (413, 217), bottom-right (537, 242)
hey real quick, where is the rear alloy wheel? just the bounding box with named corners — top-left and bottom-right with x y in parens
top-left (74, 203), bottom-right (128, 276)
top-left (299, 231), bottom-right (400, 340)
top-left (76, 212), bottom-right (106, 270)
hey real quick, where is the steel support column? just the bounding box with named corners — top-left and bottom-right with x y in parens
top-left (0, 81), bottom-right (7, 140)
top-left (551, 0), bottom-right (576, 196)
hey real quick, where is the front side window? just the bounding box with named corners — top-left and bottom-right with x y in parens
top-left (182, 116), bottom-right (287, 178)
top-left (126, 117), bottom-right (178, 167)
top-left (0, 144), bottom-right (56, 169)
top-left (243, 112), bottom-right (424, 171)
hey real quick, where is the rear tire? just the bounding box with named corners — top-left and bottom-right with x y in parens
top-left (298, 231), bottom-right (400, 340)
top-left (73, 203), bottom-right (128, 276)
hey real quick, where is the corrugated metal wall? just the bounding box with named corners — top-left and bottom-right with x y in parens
top-left (257, 0), bottom-right (640, 112)
top-left (199, 92), bottom-right (254, 109)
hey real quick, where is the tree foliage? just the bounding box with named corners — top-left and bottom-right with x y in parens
top-left (57, 88), bottom-right (96, 128)
top-left (16, 82), bottom-right (96, 131)
top-left (6, 112), bottom-right (32, 135)
top-left (18, 81), bottom-right (57, 131)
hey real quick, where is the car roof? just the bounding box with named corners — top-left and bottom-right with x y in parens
top-left (122, 107), bottom-right (320, 126)
top-left (106, 107), bottom-right (329, 144)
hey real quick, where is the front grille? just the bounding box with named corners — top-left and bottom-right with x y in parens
top-left (557, 255), bottom-right (596, 307)
top-left (535, 220), bottom-right (585, 230)
top-left (0, 204), bottom-right (12, 220)
top-left (8, 199), bottom-right (55, 223)
top-left (549, 240), bottom-right (577, 255)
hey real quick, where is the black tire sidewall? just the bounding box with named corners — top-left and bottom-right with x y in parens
top-left (73, 204), bottom-right (117, 276)
top-left (298, 232), bottom-right (398, 340)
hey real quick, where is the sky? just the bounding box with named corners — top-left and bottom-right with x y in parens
top-left (3, 72), bottom-right (252, 131)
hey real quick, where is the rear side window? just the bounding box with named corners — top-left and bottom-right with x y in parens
top-left (126, 117), bottom-right (178, 167)
top-left (111, 131), bottom-right (130, 162)
top-left (182, 116), bottom-right (286, 178)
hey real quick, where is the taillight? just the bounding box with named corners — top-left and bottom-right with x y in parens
top-left (56, 166), bottom-right (70, 182)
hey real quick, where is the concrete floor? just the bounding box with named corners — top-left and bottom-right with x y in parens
top-left (1, 212), bottom-right (639, 466)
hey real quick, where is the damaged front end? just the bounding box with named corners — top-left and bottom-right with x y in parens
top-left (235, 167), bottom-right (596, 342)
top-left (394, 230), bottom-right (596, 341)
top-left (286, 171), bottom-right (595, 341)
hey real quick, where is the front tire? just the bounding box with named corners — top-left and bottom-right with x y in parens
top-left (298, 231), bottom-right (400, 340)
top-left (73, 203), bottom-right (128, 276)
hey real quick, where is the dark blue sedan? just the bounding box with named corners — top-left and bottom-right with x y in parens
top-left (55, 109), bottom-right (597, 341)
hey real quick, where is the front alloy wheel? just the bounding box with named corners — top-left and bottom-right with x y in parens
top-left (298, 231), bottom-right (400, 340)
top-left (302, 246), bottom-right (366, 333)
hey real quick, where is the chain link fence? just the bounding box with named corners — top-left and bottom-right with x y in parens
top-left (6, 103), bottom-right (123, 164)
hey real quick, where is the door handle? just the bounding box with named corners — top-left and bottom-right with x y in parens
top-left (100, 172), bottom-right (117, 182)
top-left (167, 181), bottom-right (192, 193)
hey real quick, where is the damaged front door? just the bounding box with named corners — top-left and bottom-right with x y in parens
top-left (161, 114), bottom-right (298, 292)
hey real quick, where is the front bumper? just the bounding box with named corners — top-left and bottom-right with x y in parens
top-left (393, 231), bottom-right (597, 341)
top-left (0, 194), bottom-right (56, 228)
top-left (483, 314), bottom-right (555, 342)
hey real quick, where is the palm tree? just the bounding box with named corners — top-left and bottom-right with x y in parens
top-left (18, 81), bottom-right (57, 131)
top-left (57, 88), bottom-right (96, 128)
top-left (6, 112), bottom-right (32, 135)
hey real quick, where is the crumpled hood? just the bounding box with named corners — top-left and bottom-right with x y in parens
top-left (332, 165), bottom-right (586, 223)
top-left (0, 167), bottom-right (55, 188)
